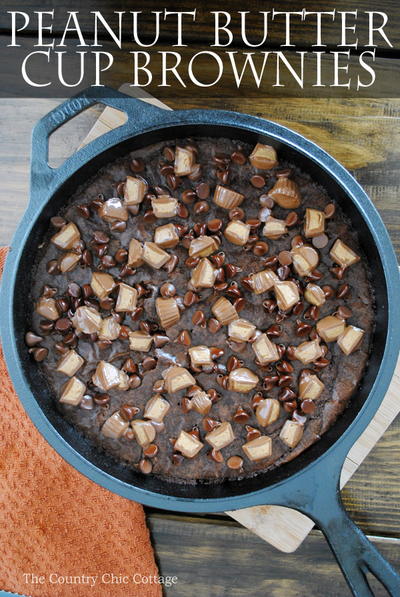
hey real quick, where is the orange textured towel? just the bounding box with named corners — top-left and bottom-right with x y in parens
top-left (0, 247), bottom-right (162, 597)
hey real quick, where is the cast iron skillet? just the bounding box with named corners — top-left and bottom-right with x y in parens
top-left (1, 87), bottom-right (400, 596)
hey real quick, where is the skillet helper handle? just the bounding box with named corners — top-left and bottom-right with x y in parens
top-left (308, 490), bottom-right (400, 596)
top-left (30, 86), bottom-right (163, 185)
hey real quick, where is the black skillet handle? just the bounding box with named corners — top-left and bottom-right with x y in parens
top-left (305, 488), bottom-right (400, 596)
top-left (30, 86), bottom-right (165, 194)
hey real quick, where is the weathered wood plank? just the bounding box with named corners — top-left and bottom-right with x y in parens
top-left (2, 0), bottom-right (399, 51)
top-left (2, 38), bottom-right (399, 98)
top-left (147, 513), bottom-right (400, 597)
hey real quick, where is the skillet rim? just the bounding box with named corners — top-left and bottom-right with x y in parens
top-left (1, 104), bottom-right (399, 512)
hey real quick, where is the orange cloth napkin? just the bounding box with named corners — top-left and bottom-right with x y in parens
top-left (0, 247), bottom-right (162, 597)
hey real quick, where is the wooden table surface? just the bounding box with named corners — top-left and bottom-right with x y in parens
top-left (1, 1), bottom-right (400, 593)
top-left (1, 93), bottom-right (399, 597)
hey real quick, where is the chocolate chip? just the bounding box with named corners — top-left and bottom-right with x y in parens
top-left (160, 282), bottom-right (176, 297)
top-left (177, 330), bottom-right (191, 346)
top-left (181, 189), bottom-right (197, 204)
top-left (229, 207), bottom-right (245, 220)
top-left (111, 221), bottom-right (127, 232)
top-left (100, 297), bottom-right (114, 310)
top-left (250, 174), bottom-right (265, 188)
top-left (210, 449), bottom-right (224, 463)
top-left (171, 453), bottom-right (184, 465)
top-left (314, 357), bottom-right (330, 369)
top-left (80, 395), bottom-right (94, 410)
top-left (206, 318), bottom-right (220, 334)
top-left (92, 393), bottom-right (110, 407)
top-left (285, 211), bottom-right (298, 227)
top-left (163, 146), bottom-right (175, 162)
top-left (292, 301), bottom-right (304, 316)
top-left (112, 248), bottom-right (127, 264)
top-left (263, 298), bottom-right (277, 313)
top-left (277, 265), bottom-right (290, 280)
top-left (336, 283), bottom-right (350, 299)
top-left (31, 347), bottom-right (48, 362)
top-left (50, 216), bottom-right (66, 228)
top-left (259, 194), bottom-right (274, 208)
top-left (203, 417), bottom-right (220, 433)
top-left (67, 282), bottom-right (81, 298)
top-left (153, 333), bottom-right (169, 348)
top-left (119, 264), bottom-right (136, 278)
top-left (143, 209), bottom-right (156, 223)
top-left (55, 318), bottom-right (72, 333)
top-left (183, 290), bottom-right (197, 307)
top-left (266, 324), bottom-right (282, 337)
top-left (177, 203), bottom-right (189, 218)
top-left (139, 459), bottom-right (153, 474)
top-left (225, 263), bottom-right (242, 278)
top-left (101, 255), bottom-right (116, 269)
top-left (324, 203), bottom-right (336, 218)
top-left (291, 235), bottom-right (304, 249)
top-left (295, 320), bottom-right (313, 337)
top-left (231, 150), bottom-right (246, 165)
top-left (279, 387), bottom-right (297, 402)
top-left (336, 305), bottom-right (352, 319)
top-left (330, 266), bottom-right (346, 280)
top-left (46, 260), bottom-right (60, 275)
top-left (264, 255), bottom-right (278, 268)
top-left (25, 331), bottom-right (44, 347)
top-left (196, 182), bottom-right (210, 199)
top-left (120, 404), bottom-right (140, 421)
top-left (246, 426), bottom-right (261, 441)
top-left (142, 356), bottom-right (157, 371)
top-left (185, 256), bottom-right (199, 268)
top-left (164, 255), bottom-right (179, 273)
top-left (160, 164), bottom-right (174, 176)
top-left (54, 342), bottom-right (69, 354)
top-left (129, 375), bottom-right (142, 388)
top-left (90, 196), bottom-right (104, 210)
top-left (312, 233), bottom-right (329, 249)
top-left (233, 297), bottom-right (246, 312)
top-left (144, 444), bottom-right (159, 458)
top-left (227, 455), bottom-right (243, 469)
top-left (130, 158), bottom-right (144, 172)
top-left (307, 269), bottom-right (323, 282)
top-left (301, 399), bottom-right (316, 414)
top-left (122, 358), bottom-right (137, 373)
top-left (252, 241), bottom-right (269, 256)
top-left (322, 285), bottom-right (334, 299)
top-left (76, 204), bottom-right (90, 219)
top-left (93, 230), bottom-right (110, 244)
top-left (207, 218), bottom-right (223, 232)
top-left (192, 310), bottom-right (205, 326)
top-left (42, 285), bottom-right (57, 298)
top-left (262, 375), bottom-right (279, 391)
top-left (193, 200), bottom-right (209, 215)
top-left (216, 169), bottom-right (230, 184)
top-left (80, 250), bottom-right (92, 266)
top-left (233, 407), bottom-right (250, 423)
top-left (283, 400), bottom-right (298, 413)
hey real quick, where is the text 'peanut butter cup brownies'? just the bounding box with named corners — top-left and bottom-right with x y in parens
top-left (26, 138), bottom-right (374, 482)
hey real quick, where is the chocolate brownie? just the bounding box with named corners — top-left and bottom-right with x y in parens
top-left (26, 137), bottom-right (374, 483)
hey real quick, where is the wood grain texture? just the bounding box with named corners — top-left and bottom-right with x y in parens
top-left (3, 39), bottom-right (400, 99)
top-left (147, 514), bottom-right (400, 597)
top-left (2, 0), bottom-right (399, 51)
